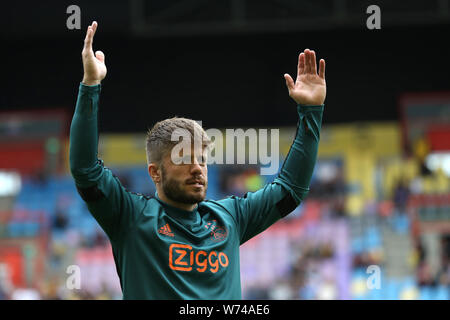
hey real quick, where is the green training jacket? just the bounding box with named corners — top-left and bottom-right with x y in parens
top-left (69, 83), bottom-right (324, 299)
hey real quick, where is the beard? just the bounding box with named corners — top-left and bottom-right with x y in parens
top-left (161, 166), bottom-right (207, 205)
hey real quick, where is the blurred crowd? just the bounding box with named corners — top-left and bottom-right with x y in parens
top-left (0, 152), bottom-right (449, 300)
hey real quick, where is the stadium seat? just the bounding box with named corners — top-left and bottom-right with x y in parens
top-left (384, 279), bottom-right (401, 300)
top-left (7, 222), bottom-right (24, 238)
top-left (435, 285), bottom-right (449, 300)
top-left (419, 286), bottom-right (434, 300)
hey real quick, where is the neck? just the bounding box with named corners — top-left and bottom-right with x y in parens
top-left (157, 190), bottom-right (198, 212)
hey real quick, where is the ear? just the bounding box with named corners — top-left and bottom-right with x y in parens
top-left (148, 163), bottom-right (161, 183)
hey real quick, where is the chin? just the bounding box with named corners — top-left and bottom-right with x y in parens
top-left (191, 191), bottom-right (206, 202)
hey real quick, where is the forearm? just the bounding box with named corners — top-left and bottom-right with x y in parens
top-left (275, 104), bottom-right (324, 203)
top-left (69, 83), bottom-right (103, 187)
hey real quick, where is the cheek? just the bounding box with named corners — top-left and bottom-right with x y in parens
top-left (203, 168), bottom-right (208, 185)
top-left (164, 163), bottom-right (186, 177)
top-left (162, 168), bottom-right (179, 184)
top-left (169, 170), bottom-right (185, 182)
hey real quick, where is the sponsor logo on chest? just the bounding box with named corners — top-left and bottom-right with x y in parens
top-left (169, 243), bottom-right (229, 274)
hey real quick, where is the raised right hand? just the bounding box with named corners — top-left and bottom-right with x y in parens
top-left (82, 21), bottom-right (107, 86)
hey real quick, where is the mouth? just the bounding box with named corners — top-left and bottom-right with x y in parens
top-left (186, 179), bottom-right (205, 188)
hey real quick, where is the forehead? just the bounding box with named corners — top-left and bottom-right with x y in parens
top-left (171, 144), bottom-right (208, 155)
top-left (163, 144), bottom-right (208, 165)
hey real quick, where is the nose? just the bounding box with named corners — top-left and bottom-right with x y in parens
top-left (190, 158), bottom-right (203, 175)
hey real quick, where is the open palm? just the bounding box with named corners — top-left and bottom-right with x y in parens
top-left (284, 49), bottom-right (326, 106)
top-left (82, 21), bottom-right (107, 86)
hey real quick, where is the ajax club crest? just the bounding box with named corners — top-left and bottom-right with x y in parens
top-left (205, 219), bottom-right (228, 242)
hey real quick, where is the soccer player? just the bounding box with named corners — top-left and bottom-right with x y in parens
top-left (69, 21), bottom-right (326, 299)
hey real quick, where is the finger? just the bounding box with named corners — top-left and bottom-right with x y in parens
top-left (304, 49), bottom-right (312, 74)
top-left (83, 22), bottom-right (98, 52)
top-left (95, 50), bottom-right (105, 63)
top-left (310, 50), bottom-right (317, 75)
top-left (284, 73), bottom-right (295, 91)
top-left (91, 21), bottom-right (98, 37)
top-left (84, 26), bottom-right (94, 52)
top-left (319, 59), bottom-right (326, 79)
top-left (297, 53), bottom-right (305, 77)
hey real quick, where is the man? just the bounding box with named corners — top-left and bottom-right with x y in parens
top-left (70, 21), bottom-right (326, 299)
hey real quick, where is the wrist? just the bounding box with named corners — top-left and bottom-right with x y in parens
top-left (297, 104), bottom-right (324, 115)
top-left (297, 103), bottom-right (324, 107)
top-left (82, 78), bottom-right (101, 86)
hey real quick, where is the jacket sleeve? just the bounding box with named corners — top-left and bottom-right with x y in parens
top-left (69, 83), bottom-right (147, 243)
top-left (217, 104), bottom-right (324, 244)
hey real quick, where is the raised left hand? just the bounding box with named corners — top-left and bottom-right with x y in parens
top-left (284, 49), bottom-right (326, 106)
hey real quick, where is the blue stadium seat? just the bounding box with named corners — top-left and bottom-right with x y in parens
top-left (419, 286), bottom-right (434, 300)
top-left (7, 222), bottom-right (23, 238)
top-left (385, 279), bottom-right (401, 300)
top-left (435, 285), bottom-right (449, 300)
top-left (367, 287), bottom-right (383, 300)
top-left (365, 227), bottom-right (382, 250)
top-left (23, 222), bottom-right (40, 237)
top-left (400, 277), bottom-right (416, 290)
top-left (392, 215), bottom-right (410, 234)
top-left (351, 237), bottom-right (363, 254)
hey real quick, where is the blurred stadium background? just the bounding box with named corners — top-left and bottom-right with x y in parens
top-left (1, 0), bottom-right (450, 299)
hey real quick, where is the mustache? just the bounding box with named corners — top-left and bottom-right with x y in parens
top-left (185, 177), bottom-right (206, 185)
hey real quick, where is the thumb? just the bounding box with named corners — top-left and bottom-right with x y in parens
top-left (284, 73), bottom-right (294, 91)
top-left (95, 50), bottom-right (105, 63)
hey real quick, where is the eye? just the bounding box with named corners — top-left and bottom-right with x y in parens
top-left (171, 155), bottom-right (190, 165)
top-left (182, 155), bottom-right (192, 164)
